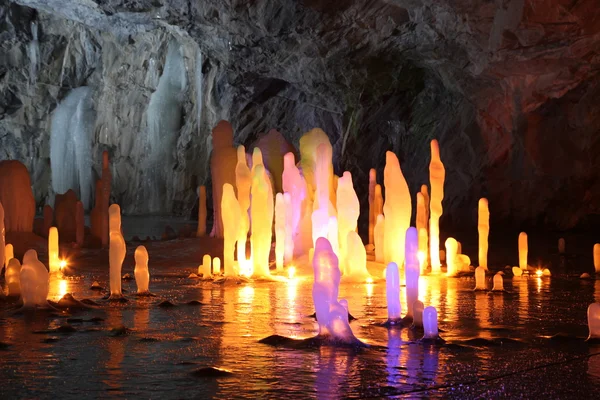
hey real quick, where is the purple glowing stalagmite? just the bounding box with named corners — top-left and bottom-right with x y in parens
top-left (404, 227), bottom-right (420, 319)
top-left (385, 262), bottom-right (402, 325)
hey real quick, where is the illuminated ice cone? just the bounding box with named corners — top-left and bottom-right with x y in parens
top-left (558, 238), bottom-right (565, 254)
top-left (587, 303), bottom-right (600, 340)
top-left (457, 254), bottom-right (472, 273)
top-left (412, 300), bottom-right (424, 328)
top-left (445, 237), bottom-right (458, 276)
top-left (134, 245), bottom-right (150, 293)
top-left (250, 165), bottom-right (273, 278)
top-left (20, 249), bottom-right (49, 308)
top-left (200, 254), bottom-right (212, 278)
top-left (221, 183), bottom-right (241, 276)
top-left (373, 184), bottom-right (383, 221)
top-left (327, 216), bottom-right (339, 257)
top-left (311, 208), bottom-right (329, 249)
top-left (429, 140), bottom-right (445, 274)
top-left (197, 185), bottom-right (207, 237)
top-left (282, 152), bottom-right (307, 240)
top-left (343, 231), bottom-right (370, 282)
top-left (404, 227), bottom-right (420, 318)
top-left (108, 204), bottom-right (125, 299)
top-left (594, 244), bottom-right (600, 274)
top-left (336, 171), bottom-right (359, 271)
top-left (6, 257), bottom-right (21, 297)
top-left (474, 266), bottom-right (487, 290)
top-left (374, 214), bottom-right (385, 263)
top-left (423, 306), bottom-right (439, 340)
top-left (385, 262), bottom-right (402, 324)
top-left (368, 168), bottom-right (376, 245)
top-left (48, 227), bottom-right (60, 274)
top-left (213, 257), bottom-right (221, 275)
top-left (416, 192), bottom-right (428, 271)
top-left (313, 143), bottom-right (335, 215)
top-left (283, 193), bottom-right (294, 264)
top-left (5, 243), bottom-right (13, 269)
top-left (492, 273), bottom-right (504, 291)
top-left (312, 237), bottom-right (358, 342)
top-left (478, 198), bottom-right (489, 270)
top-left (512, 266), bottom-right (523, 277)
top-left (299, 128), bottom-right (334, 205)
top-left (235, 146), bottom-right (251, 261)
top-left (383, 152), bottom-right (411, 267)
top-left (519, 232), bottom-right (528, 270)
top-left (275, 193), bottom-right (286, 272)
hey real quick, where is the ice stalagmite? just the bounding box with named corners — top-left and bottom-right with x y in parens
top-left (299, 129), bottom-right (333, 204)
top-left (374, 214), bottom-right (385, 263)
top-left (20, 250), bottom-right (49, 309)
top-left (336, 171), bottom-right (359, 272)
top-left (134, 246), bottom-right (150, 294)
top-left (474, 266), bottom-right (487, 290)
top-left (492, 273), bottom-right (504, 291)
top-left (283, 193), bottom-right (294, 265)
top-left (423, 307), bottom-right (439, 340)
top-left (368, 168), bottom-right (376, 245)
top-left (6, 258), bottom-right (21, 297)
top-left (429, 140), bottom-right (445, 274)
top-left (282, 152), bottom-right (307, 240)
top-left (385, 262), bottom-right (402, 324)
top-left (478, 198), bottom-right (490, 270)
top-left (235, 146), bottom-right (252, 263)
top-left (519, 232), bottom-right (528, 270)
top-left (445, 237), bottom-right (458, 276)
top-left (383, 152), bottom-right (411, 267)
top-left (109, 204), bottom-right (126, 299)
top-left (250, 165), bottom-right (273, 278)
top-left (221, 183), bottom-right (241, 276)
top-left (594, 244), bottom-right (600, 274)
top-left (5, 243), bottom-right (13, 270)
top-left (404, 227), bottom-right (420, 318)
top-left (48, 227), bottom-right (60, 274)
top-left (588, 303), bottom-right (600, 340)
top-left (275, 193), bottom-right (286, 271)
top-left (343, 231), bottom-right (370, 282)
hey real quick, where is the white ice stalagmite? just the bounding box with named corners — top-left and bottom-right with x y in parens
top-left (134, 245), bottom-right (150, 294)
top-left (50, 86), bottom-right (95, 209)
top-left (423, 306), bottom-right (439, 340)
top-left (429, 140), bottom-right (445, 274)
top-left (588, 303), bottom-right (600, 340)
top-left (492, 273), bottom-right (504, 291)
top-left (213, 257), bottom-right (221, 275)
top-left (6, 258), bottom-right (21, 297)
top-left (327, 216), bottom-right (340, 258)
top-left (283, 192), bottom-right (294, 265)
top-left (412, 300), bottom-right (424, 328)
top-left (27, 21), bottom-right (40, 85)
top-left (336, 171), bottom-right (359, 273)
top-left (275, 193), bottom-right (286, 272)
top-left (200, 254), bottom-right (212, 278)
top-left (221, 183), bottom-right (241, 276)
top-left (478, 198), bottom-right (490, 270)
top-left (474, 266), bottom-right (487, 290)
top-left (235, 145), bottom-right (252, 263)
top-left (404, 227), bottom-right (420, 319)
top-left (386, 262), bottom-right (402, 324)
top-left (48, 227), bottom-right (60, 274)
top-left (250, 165), bottom-right (273, 278)
top-left (594, 244), bottom-right (600, 274)
top-left (368, 168), bottom-right (376, 245)
top-left (20, 250), bottom-right (49, 309)
top-left (374, 214), bottom-right (385, 263)
top-left (519, 232), bottom-right (528, 270)
top-left (343, 231), bottom-right (370, 282)
top-left (109, 204), bottom-right (126, 299)
top-left (383, 152), bottom-right (411, 267)
top-left (5, 243), bottom-right (13, 270)
top-left (445, 237), bottom-right (459, 276)
top-left (312, 237), bottom-right (360, 343)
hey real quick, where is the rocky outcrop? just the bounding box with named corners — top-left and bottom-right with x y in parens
top-left (1, 0), bottom-right (599, 231)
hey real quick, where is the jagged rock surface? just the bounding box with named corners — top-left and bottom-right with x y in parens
top-left (1, 0), bottom-right (599, 231)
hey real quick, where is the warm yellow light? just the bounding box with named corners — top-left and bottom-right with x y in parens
top-left (288, 266), bottom-right (296, 280)
top-left (536, 269), bottom-right (543, 277)
top-left (366, 277), bottom-right (373, 284)
top-left (59, 259), bottom-right (67, 270)
top-left (58, 279), bottom-right (68, 298)
top-left (417, 251), bottom-right (425, 266)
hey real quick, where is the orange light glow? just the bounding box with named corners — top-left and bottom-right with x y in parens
top-left (536, 269), bottom-right (543, 277)
top-left (288, 266), bottom-right (296, 280)
top-left (59, 259), bottom-right (67, 270)
top-left (366, 277), bottom-right (373, 284)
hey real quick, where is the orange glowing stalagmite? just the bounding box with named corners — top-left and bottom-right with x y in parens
top-left (235, 146), bottom-right (251, 263)
top-left (210, 121), bottom-right (238, 238)
top-left (429, 140), bottom-right (445, 274)
top-left (416, 192), bottom-right (429, 272)
top-left (48, 227), bottom-right (60, 275)
top-left (374, 214), bottom-right (385, 263)
top-left (594, 244), bottom-right (600, 274)
top-left (519, 232), bottom-right (528, 270)
top-left (478, 198), bottom-right (489, 270)
top-left (221, 183), bottom-right (241, 276)
top-left (250, 165), bottom-right (273, 278)
top-left (275, 193), bottom-right (286, 272)
top-left (383, 152), bottom-right (411, 267)
top-left (336, 171), bottom-right (359, 272)
top-left (368, 168), bottom-right (376, 245)
top-left (445, 237), bottom-right (458, 276)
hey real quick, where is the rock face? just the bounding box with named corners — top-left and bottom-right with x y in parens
top-left (0, 0), bottom-right (599, 231)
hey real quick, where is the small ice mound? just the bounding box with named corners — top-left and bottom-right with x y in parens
top-left (421, 306), bottom-right (445, 343)
top-left (191, 367), bottom-right (234, 378)
top-left (588, 303), bottom-right (600, 341)
top-left (581, 273), bottom-right (592, 279)
top-left (512, 266), bottom-right (523, 277)
top-left (492, 273), bottom-right (504, 291)
top-left (19, 249), bottom-right (49, 309)
top-left (473, 266), bottom-right (487, 290)
top-left (6, 257), bottom-right (22, 298)
top-left (134, 245), bottom-right (150, 293)
top-left (90, 281), bottom-right (103, 291)
top-left (542, 268), bottom-right (551, 277)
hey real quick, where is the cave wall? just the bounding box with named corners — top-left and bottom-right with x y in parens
top-left (1, 0), bottom-right (599, 232)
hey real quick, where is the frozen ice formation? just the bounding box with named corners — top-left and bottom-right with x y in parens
top-left (588, 303), bottom-right (600, 340)
top-left (20, 250), bottom-right (49, 309)
top-left (385, 262), bottom-right (402, 324)
top-left (368, 168), bottom-right (376, 245)
top-left (109, 204), bottom-right (126, 299)
top-left (275, 193), bottom-right (286, 272)
top-left (478, 198), bottom-right (489, 270)
top-left (0, 160), bottom-right (36, 232)
top-left (374, 214), bottom-right (385, 263)
top-left (519, 232), bottom-right (528, 270)
top-left (445, 237), bottom-right (458, 277)
top-left (5, 243), bottom-right (13, 270)
top-left (250, 164), bottom-right (273, 278)
top-left (492, 273), bottom-right (504, 291)
top-left (283, 192), bottom-right (294, 265)
top-left (343, 231), bottom-right (370, 282)
top-left (416, 192), bottom-right (428, 272)
top-left (282, 152), bottom-right (307, 245)
top-left (48, 227), bottom-right (60, 274)
top-left (197, 185), bottom-right (207, 237)
top-left (213, 257), bottom-right (221, 275)
top-left (299, 128), bottom-right (333, 205)
top-left (512, 266), bottom-right (523, 277)
top-left (210, 121), bottom-right (238, 238)
top-left (199, 254), bottom-right (212, 278)
top-left (221, 183), bottom-right (241, 276)
top-left (429, 140), bottom-right (445, 274)
top-left (404, 227), bottom-right (420, 318)
top-left (6, 257), bottom-right (21, 297)
top-left (594, 244), bottom-right (600, 274)
top-left (312, 237), bottom-right (360, 344)
top-left (474, 266), bottom-right (487, 290)
top-left (134, 245), bottom-right (150, 294)
top-left (235, 145), bottom-right (252, 264)
top-left (383, 151), bottom-right (411, 267)
top-left (423, 306), bottom-right (439, 340)
top-left (336, 171), bottom-right (359, 272)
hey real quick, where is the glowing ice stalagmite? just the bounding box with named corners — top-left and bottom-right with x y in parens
top-left (221, 183), bottom-right (241, 276)
top-left (404, 227), bottom-right (420, 318)
top-left (299, 128), bottom-right (334, 204)
top-left (197, 186), bottom-right (207, 237)
top-left (250, 165), bottom-right (273, 278)
top-left (383, 152), bottom-right (411, 267)
top-left (492, 272), bottom-right (504, 291)
top-left (374, 214), bottom-right (385, 263)
top-left (445, 237), bottom-right (458, 277)
top-left (109, 204), bottom-right (126, 299)
top-left (0, 202), bottom-right (4, 272)
top-left (429, 140), bottom-right (445, 274)
top-left (594, 244), bottom-right (600, 274)
top-left (374, 184), bottom-right (383, 220)
top-left (336, 171), bottom-right (359, 271)
top-left (20, 250), bottom-right (49, 309)
top-left (282, 152), bottom-right (307, 237)
top-left (343, 231), bottom-right (370, 282)
top-left (385, 262), bottom-right (402, 324)
top-left (478, 198), bottom-right (489, 270)
top-left (313, 143), bottom-right (335, 216)
top-left (283, 193), bottom-right (294, 265)
top-left (423, 306), bottom-right (439, 340)
top-left (587, 303), bottom-right (600, 340)
top-left (474, 266), bottom-right (487, 290)
top-left (134, 245), bottom-right (150, 293)
top-left (519, 232), bottom-right (528, 270)
top-left (275, 193), bottom-right (286, 272)
top-left (235, 146), bottom-right (251, 262)
top-left (213, 257), bottom-right (221, 275)
top-left (416, 192), bottom-right (428, 272)
top-left (6, 257), bottom-right (21, 296)
top-left (5, 243), bottom-right (13, 270)
top-left (48, 227), bottom-right (60, 274)
top-left (200, 254), bottom-right (212, 278)
top-left (210, 121), bottom-right (238, 238)
top-left (368, 168), bottom-right (376, 245)
top-left (312, 237), bottom-right (359, 343)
